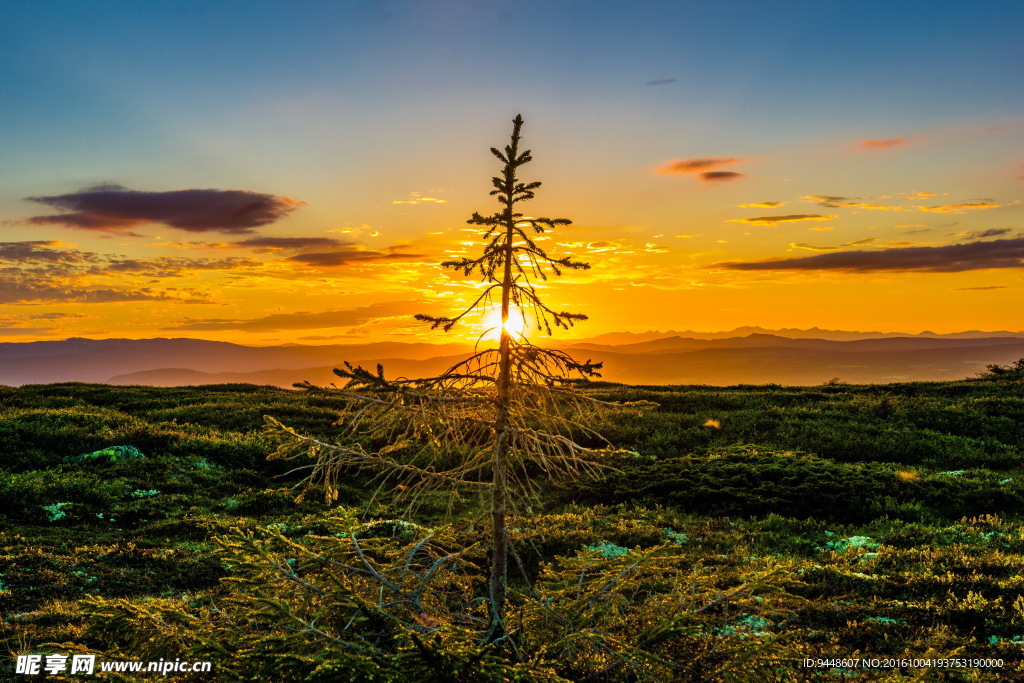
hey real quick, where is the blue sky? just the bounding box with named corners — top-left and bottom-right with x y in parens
top-left (1, 1), bottom-right (1022, 342)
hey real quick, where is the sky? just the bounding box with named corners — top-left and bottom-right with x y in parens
top-left (1, 0), bottom-right (1023, 346)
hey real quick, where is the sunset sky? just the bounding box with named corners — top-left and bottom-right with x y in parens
top-left (2, 1), bottom-right (1023, 346)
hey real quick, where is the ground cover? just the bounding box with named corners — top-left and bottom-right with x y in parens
top-left (1, 379), bottom-right (1022, 680)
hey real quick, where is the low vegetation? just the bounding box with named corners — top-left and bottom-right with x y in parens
top-left (1, 375), bottom-right (1023, 680)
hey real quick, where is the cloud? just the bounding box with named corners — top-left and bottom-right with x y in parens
top-left (392, 192), bottom-right (447, 205)
top-left (645, 78), bottom-right (676, 86)
top-left (842, 238), bottom-right (878, 246)
top-left (0, 274), bottom-right (203, 305)
top-left (24, 184), bottom-right (304, 234)
top-left (699, 171), bottom-right (744, 182)
top-left (953, 285), bottom-right (1008, 291)
top-left (957, 228), bottom-right (1013, 239)
top-left (858, 137), bottom-right (908, 150)
top-left (0, 240), bottom-right (252, 304)
top-left (740, 201), bottom-right (787, 208)
top-left (288, 246), bottom-right (426, 267)
top-left (232, 237), bottom-right (349, 252)
top-left (90, 256), bottom-right (260, 278)
top-left (714, 238), bottom-right (1024, 273)
top-left (801, 195), bottom-right (903, 211)
top-left (0, 241), bottom-right (99, 264)
top-left (790, 243), bottom-right (839, 251)
top-left (164, 301), bottom-right (425, 331)
top-left (657, 157), bottom-right (742, 174)
top-left (918, 201), bottom-right (1001, 214)
top-left (730, 214), bottom-right (837, 225)
top-left (0, 312), bottom-right (88, 334)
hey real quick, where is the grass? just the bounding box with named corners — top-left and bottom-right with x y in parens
top-left (1, 378), bottom-right (1022, 680)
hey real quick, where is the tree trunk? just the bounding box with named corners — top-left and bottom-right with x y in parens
top-left (487, 126), bottom-right (519, 643)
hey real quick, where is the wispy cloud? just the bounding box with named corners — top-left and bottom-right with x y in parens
top-left (23, 184), bottom-right (304, 234)
top-left (857, 137), bottom-right (909, 150)
top-left (953, 285), bottom-right (1008, 291)
top-left (956, 228), bottom-right (1014, 239)
top-left (657, 157), bottom-right (741, 174)
top-left (740, 201), bottom-right (787, 208)
top-left (730, 214), bottom-right (837, 225)
top-left (288, 245), bottom-right (425, 267)
top-left (790, 243), bottom-right (839, 251)
top-left (232, 237), bottom-right (349, 252)
top-left (801, 195), bottom-right (903, 211)
top-left (392, 192), bottom-right (447, 205)
top-left (645, 78), bottom-right (676, 86)
top-left (714, 238), bottom-right (1024, 273)
top-left (918, 201), bottom-right (1001, 214)
top-left (164, 301), bottom-right (425, 331)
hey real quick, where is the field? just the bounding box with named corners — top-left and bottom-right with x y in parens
top-left (2, 377), bottom-right (1024, 681)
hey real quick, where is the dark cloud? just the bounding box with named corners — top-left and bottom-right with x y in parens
top-left (233, 237), bottom-right (348, 252)
top-left (288, 248), bottom-right (425, 267)
top-left (700, 171), bottom-right (744, 182)
top-left (714, 238), bottom-right (1024, 273)
top-left (730, 214), bottom-right (837, 225)
top-left (953, 285), bottom-right (1008, 291)
top-left (658, 157), bottom-right (741, 174)
top-left (645, 78), bottom-right (677, 86)
top-left (0, 241), bottom-right (99, 264)
top-left (164, 301), bottom-right (425, 331)
top-left (959, 228), bottom-right (1013, 239)
top-left (24, 184), bottom-right (304, 234)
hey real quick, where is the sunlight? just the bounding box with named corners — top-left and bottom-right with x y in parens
top-left (480, 306), bottom-right (527, 342)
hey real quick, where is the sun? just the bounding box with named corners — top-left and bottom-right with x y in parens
top-left (480, 307), bottom-right (528, 342)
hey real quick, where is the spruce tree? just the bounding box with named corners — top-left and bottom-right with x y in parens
top-left (269, 113), bottom-right (627, 640)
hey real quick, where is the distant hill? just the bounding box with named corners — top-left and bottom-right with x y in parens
top-left (4, 332), bottom-right (1024, 387)
top-left (0, 338), bottom-right (472, 385)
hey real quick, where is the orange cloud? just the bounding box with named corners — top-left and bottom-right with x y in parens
top-left (790, 243), bottom-right (839, 251)
top-left (658, 157), bottom-right (741, 174)
top-left (858, 137), bottom-right (908, 150)
top-left (392, 192), bottom-right (447, 205)
top-left (918, 201), bottom-right (1001, 214)
top-left (903, 191), bottom-right (937, 200)
top-left (740, 201), bottom-right (787, 208)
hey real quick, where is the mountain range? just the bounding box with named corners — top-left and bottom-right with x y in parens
top-left (3, 328), bottom-right (1024, 387)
